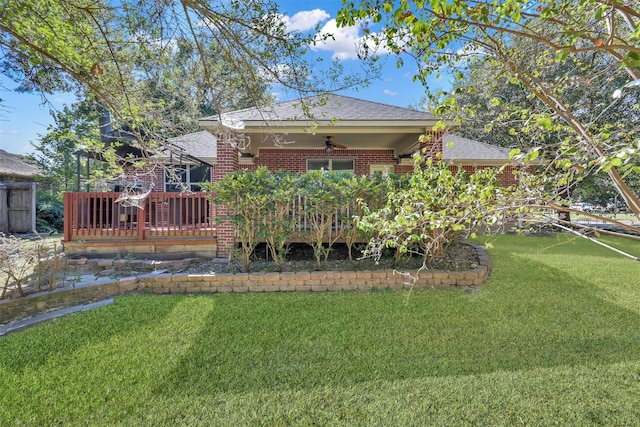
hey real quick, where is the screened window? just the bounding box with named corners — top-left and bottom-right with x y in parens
top-left (307, 158), bottom-right (354, 173)
top-left (165, 164), bottom-right (211, 192)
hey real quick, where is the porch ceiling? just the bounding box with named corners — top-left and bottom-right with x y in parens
top-left (235, 129), bottom-right (424, 157)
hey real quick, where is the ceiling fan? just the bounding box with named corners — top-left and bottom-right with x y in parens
top-left (324, 136), bottom-right (347, 152)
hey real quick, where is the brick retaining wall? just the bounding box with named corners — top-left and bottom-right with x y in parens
top-left (1, 245), bottom-right (491, 325)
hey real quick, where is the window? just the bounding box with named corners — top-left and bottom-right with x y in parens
top-left (369, 164), bottom-right (395, 176)
top-left (307, 158), bottom-right (354, 173)
top-left (165, 164), bottom-right (211, 192)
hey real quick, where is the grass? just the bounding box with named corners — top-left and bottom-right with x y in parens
top-left (1, 233), bottom-right (640, 425)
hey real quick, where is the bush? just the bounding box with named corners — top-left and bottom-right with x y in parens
top-left (36, 191), bottom-right (64, 234)
top-left (358, 156), bottom-right (515, 266)
top-left (211, 169), bottom-right (396, 271)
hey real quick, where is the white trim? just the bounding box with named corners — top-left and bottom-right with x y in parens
top-left (307, 158), bottom-right (355, 172)
top-left (164, 164), bottom-right (212, 191)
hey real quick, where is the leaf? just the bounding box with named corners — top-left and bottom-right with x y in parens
top-left (556, 50), bottom-right (569, 62)
top-left (537, 117), bottom-right (552, 130)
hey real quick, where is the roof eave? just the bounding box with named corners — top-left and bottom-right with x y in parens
top-left (199, 119), bottom-right (458, 134)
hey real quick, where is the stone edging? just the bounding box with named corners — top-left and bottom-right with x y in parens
top-left (0, 245), bottom-right (491, 326)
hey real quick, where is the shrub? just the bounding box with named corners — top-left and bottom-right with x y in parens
top-left (211, 168), bottom-right (414, 271)
top-left (210, 167), bottom-right (273, 272)
top-left (359, 156), bottom-right (514, 266)
top-left (259, 171), bottom-right (297, 271)
top-left (298, 171), bottom-right (349, 268)
top-left (35, 191), bottom-right (64, 233)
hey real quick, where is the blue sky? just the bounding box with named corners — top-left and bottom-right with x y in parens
top-left (0, 0), bottom-right (449, 155)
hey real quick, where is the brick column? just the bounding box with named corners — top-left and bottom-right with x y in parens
top-left (213, 133), bottom-right (239, 259)
top-left (420, 130), bottom-right (444, 160)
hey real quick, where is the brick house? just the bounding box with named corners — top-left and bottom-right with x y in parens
top-left (63, 95), bottom-right (514, 258)
top-left (197, 95), bottom-right (514, 257)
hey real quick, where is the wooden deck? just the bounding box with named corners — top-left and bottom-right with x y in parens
top-left (63, 192), bottom-right (218, 257)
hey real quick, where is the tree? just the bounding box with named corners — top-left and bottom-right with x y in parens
top-left (337, 0), bottom-right (640, 217)
top-left (1, 0), bottom-right (374, 182)
top-left (30, 98), bottom-right (102, 194)
top-left (447, 31), bottom-right (639, 209)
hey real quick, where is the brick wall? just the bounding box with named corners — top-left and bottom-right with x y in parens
top-left (420, 130), bottom-right (444, 158)
top-left (240, 148), bottom-right (399, 176)
top-left (119, 163), bottom-right (165, 190)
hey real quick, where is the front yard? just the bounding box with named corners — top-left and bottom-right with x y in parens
top-left (1, 234), bottom-right (640, 425)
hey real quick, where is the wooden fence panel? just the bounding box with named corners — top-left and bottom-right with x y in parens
top-left (0, 182), bottom-right (36, 234)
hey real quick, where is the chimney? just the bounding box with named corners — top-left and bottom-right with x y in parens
top-left (98, 107), bottom-right (112, 142)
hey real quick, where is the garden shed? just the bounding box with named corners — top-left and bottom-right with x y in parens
top-left (0, 149), bottom-right (41, 234)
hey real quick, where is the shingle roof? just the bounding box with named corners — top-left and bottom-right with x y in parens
top-left (205, 94), bottom-right (436, 125)
top-left (167, 131), bottom-right (217, 160)
top-left (442, 134), bottom-right (510, 161)
top-left (0, 150), bottom-right (41, 178)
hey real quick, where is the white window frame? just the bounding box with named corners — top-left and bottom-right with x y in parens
top-left (165, 164), bottom-right (211, 192)
top-left (307, 158), bottom-right (355, 173)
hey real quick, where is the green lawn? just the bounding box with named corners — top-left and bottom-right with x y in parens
top-left (1, 234), bottom-right (640, 425)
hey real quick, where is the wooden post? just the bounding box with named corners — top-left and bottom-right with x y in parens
top-left (137, 204), bottom-right (145, 240)
top-left (63, 192), bottom-right (72, 242)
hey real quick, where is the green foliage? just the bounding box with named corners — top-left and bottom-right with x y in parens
top-left (259, 171), bottom-right (298, 272)
top-left (337, 0), bottom-right (640, 215)
top-left (211, 169), bottom-right (401, 271)
top-left (338, 173), bottom-right (392, 260)
top-left (35, 190), bottom-right (64, 234)
top-left (298, 171), bottom-right (349, 268)
top-left (210, 167), bottom-right (273, 272)
top-left (359, 156), bottom-right (513, 265)
top-left (30, 97), bottom-right (102, 194)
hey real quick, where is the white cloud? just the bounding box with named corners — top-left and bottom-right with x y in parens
top-left (312, 19), bottom-right (361, 60)
top-left (312, 19), bottom-right (391, 60)
top-left (0, 128), bottom-right (20, 135)
top-left (383, 90), bottom-right (397, 96)
top-left (283, 9), bottom-right (330, 32)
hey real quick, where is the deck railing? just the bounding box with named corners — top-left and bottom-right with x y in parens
top-left (63, 192), bottom-right (217, 242)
